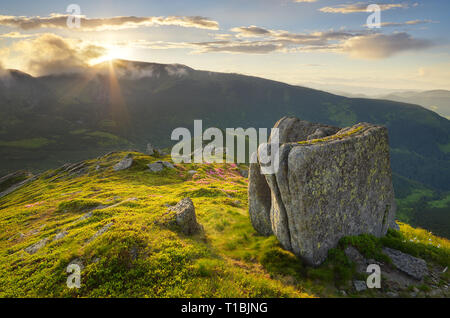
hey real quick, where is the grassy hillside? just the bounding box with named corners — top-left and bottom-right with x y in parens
top-left (0, 60), bottom-right (449, 276)
top-left (393, 173), bottom-right (450, 238)
top-left (0, 152), bottom-right (448, 297)
top-left (1, 61), bottom-right (450, 195)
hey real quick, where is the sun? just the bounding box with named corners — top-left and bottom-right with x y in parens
top-left (89, 45), bottom-right (130, 65)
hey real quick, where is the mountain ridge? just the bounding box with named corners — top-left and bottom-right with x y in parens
top-left (1, 59), bottom-right (449, 195)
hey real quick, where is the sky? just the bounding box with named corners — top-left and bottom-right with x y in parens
top-left (0, 0), bottom-right (449, 94)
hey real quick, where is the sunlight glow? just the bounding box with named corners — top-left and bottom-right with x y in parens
top-left (89, 45), bottom-right (130, 65)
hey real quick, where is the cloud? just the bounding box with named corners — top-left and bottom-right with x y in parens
top-left (191, 27), bottom-right (434, 58)
top-left (229, 26), bottom-right (359, 46)
top-left (120, 38), bottom-right (282, 54)
top-left (210, 27), bottom-right (362, 53)
top-left (275, 30), bottom-right (358, 44)
top-left (342, 32), bottom-right (433, 59)
top-left (128, 25), bottom-right (433, 58)
top-left (0, 14), bottom-right (219, 31)
top-left (230, 26), bottom-right (273, 37)
top-left (5, 33), bottom-right (106, 75)
top-left (293, 0), bottom-right (318, 2)
top-left (320, 2), bottom-right (411, 14)
top-left (0, 31), bottom-right (37, 38)
top-left (192, 41), bottom-right (281, 54)
top-left (210, 33), bottom-right (235, 40)
top-left (378, 19), bottom-right (438, 27)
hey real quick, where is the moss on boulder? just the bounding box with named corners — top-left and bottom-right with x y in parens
top-left (249, 116), bottom-right (397, 266)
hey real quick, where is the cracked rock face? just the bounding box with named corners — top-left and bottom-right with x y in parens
top-left (249, 116), bottom-right (397, 266)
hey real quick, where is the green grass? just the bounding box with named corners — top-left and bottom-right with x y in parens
top-left (0, 151), bottom-right (448, 298)
top-left (428, 193), bottom-right (450, 209)
top-left (0, 137), bottom-right (53, 149)
top-left (395, 188), bottom-right (435, 223)
top-left (0, 152), bottom-right (309, 298)
top-left (438, 142), bottom-right (450, 154)
top-left (83, 131), bottom-right (131, 147)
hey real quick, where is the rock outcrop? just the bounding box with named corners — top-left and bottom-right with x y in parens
top-left (0, 170), bottom-right (37, 199)
top-left (249, 116), bottom-right (397, 265)
top-left (113, 154), bottom-right (134, 171)
top-left (24, 237), bottom-right (50, 255)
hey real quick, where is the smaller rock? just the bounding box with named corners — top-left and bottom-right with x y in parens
top-left (156, 161), bottom-right (175, 169)
top-left (24, 237), bottom-right (50, 254)
top-left (68, 258), bottom-right (84, 271)
top-left (88, 222), bottom-right (113, 243)
top-left (339, 290), bottom-right (347, 296)
top-left (101, 151), bottom-right (118, 158)
top-left (170, 198), bottom-right (202, 235)
top-left (148, 162), bottom-right (164, 172)
top-left (233, 200), bottom-right (242, 206)
top-left (53, 230), bottom-right (68, 241)
top-left (146, 143), bottom-right (155, 155)
top-left (78, 211), bottom-right (93, 221)
top-left (386, 291), bottom-right (398, 297)
top-left (8, 232), bottom-right (24, 241)
top-left (113, 154), bottom-right (134, 171)
top-left (187, 170), bottom-right (197, 175)
top-left (0, 172), bottom-right (37, 199)
top-left (383, 247), bottom-right (428, 280)
top-left (353, 280), bottom-right (367, 292)
top-left (27, 228), bottom-right (40, 236)
top-left (412, 287), bottom-right (419, 293)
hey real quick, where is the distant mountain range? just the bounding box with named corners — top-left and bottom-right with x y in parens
top-left (378, 90), bottom-right (450, 120)
top-left (334, 89), bottom-right (450, 120)
top-left (1, 59), bottom-right (449, 196)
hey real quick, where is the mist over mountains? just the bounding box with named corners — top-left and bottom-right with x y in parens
top-left (1, 59), bottom-right (449, 196)
top-left (378, 90), bottom-right (450, 120)
top-left (326, 88), bottom-right (450, 120)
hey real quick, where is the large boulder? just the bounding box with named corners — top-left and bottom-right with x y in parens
top-left (249, 116), bottom-right (396, 266)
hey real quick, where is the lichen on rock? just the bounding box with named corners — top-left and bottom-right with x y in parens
top-left (249, 116), bottom-right (397, 266)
